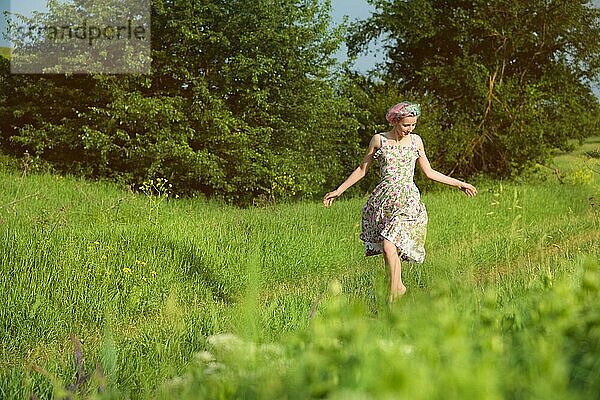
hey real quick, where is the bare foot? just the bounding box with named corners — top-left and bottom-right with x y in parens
top-left (388, 285), bottom-right (407, 303)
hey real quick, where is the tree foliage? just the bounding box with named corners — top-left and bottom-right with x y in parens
top-left (0, 0), bottom-right (361, 205)
top-left (4, 1), bottom-right (599, 202)
top-left (348, 0), bottom-right (600, 177)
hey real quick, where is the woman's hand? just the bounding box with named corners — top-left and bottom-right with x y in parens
top-left (323, 190), bottom-right (341, 207)
top-left (458, 182), bottom-right (478, 197)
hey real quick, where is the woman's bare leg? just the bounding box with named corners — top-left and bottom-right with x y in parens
top-left (383, 239), bottom-right (406, 301)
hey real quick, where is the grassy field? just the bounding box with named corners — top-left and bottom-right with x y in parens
top-left (0, 47), bottom-right (10, 60)
top-left (0, 138), bottom-right (599, 399)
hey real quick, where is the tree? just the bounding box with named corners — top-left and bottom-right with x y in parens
top-left (348, 0), bottom-right (600, 177)
top-left (1, 0), bottom-right (362, 205)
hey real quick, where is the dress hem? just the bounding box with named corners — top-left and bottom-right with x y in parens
top-left (363, 236), bottom-right (425, 264)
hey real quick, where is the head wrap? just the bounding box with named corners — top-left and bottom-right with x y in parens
top-left (385, 102), bottom-right (421, 124)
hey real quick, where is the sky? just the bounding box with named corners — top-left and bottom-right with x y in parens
top-left (0, 0), bottom-right (8, 46)
top-left (330, 0), bottom-right (381, 73)
top-left (1, 0), bottom-right (48, 46)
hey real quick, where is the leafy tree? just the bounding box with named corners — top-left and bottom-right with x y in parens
top-left (348, 0), bottom-right (600, 177)
top-left (0, 0), bottom-right (362, 205)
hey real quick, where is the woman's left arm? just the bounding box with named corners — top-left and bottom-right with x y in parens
top-left (415, 135), bottom-right (478, 197)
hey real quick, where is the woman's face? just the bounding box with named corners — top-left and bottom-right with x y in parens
top-left (394, 116), bottom-right (418, 137)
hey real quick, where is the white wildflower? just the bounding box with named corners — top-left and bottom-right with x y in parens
top-left (194, 351), bottom-right (216, 364)
top-left (207, 333), bottom-right (243, 352)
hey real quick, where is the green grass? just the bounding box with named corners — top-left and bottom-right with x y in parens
top-left (0, 47), bottom-right (10, 60)
top-left (0, 138), bottom-right (599, 399)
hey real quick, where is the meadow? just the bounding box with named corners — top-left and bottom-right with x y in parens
top-left (0, 47), bottom-right (10, 60)
top-left (0, 138), bottom-right (598, 399)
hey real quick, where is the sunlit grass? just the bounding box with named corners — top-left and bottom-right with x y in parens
top-left (0, 47), bottom-right (10, 60)
top-left (0, 138), bottom-right (598, 399)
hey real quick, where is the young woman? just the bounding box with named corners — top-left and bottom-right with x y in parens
top-left (323, 102), bottom-right (477, 301)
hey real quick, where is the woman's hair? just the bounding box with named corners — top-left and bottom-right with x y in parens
top-left (385, 102), bottom-right (421, 124)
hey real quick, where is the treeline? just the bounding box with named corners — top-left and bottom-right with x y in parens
top-left (1, 0), bottom-right (599, 205)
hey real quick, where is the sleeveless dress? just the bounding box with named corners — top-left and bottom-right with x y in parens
top-left (360, 133), bottom-right (428, 263)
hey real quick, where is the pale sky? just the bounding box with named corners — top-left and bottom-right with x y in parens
top-left (0, 0), bottom-right (8, 46)
top-left (1, 0), bottom-right (49, 46)
top-left (330, 0), bottom-right (381, 73)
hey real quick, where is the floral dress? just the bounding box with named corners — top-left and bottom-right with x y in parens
top-left (360, 133), bottom-right (428, 263)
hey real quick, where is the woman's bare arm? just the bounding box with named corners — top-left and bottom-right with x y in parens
top-left (414, 135), bottom-right (478, 197)
top-left (323, 134), bottom-right (381, 207)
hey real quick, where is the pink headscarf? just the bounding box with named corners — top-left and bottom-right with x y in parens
top-left (385, 102), bottom-right (421, 124)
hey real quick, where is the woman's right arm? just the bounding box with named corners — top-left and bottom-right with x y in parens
top-left (323, 134), bottom-right (380, 208)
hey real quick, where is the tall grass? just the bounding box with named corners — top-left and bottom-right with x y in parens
top-left (0, 138), bottom-right (598, 399)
